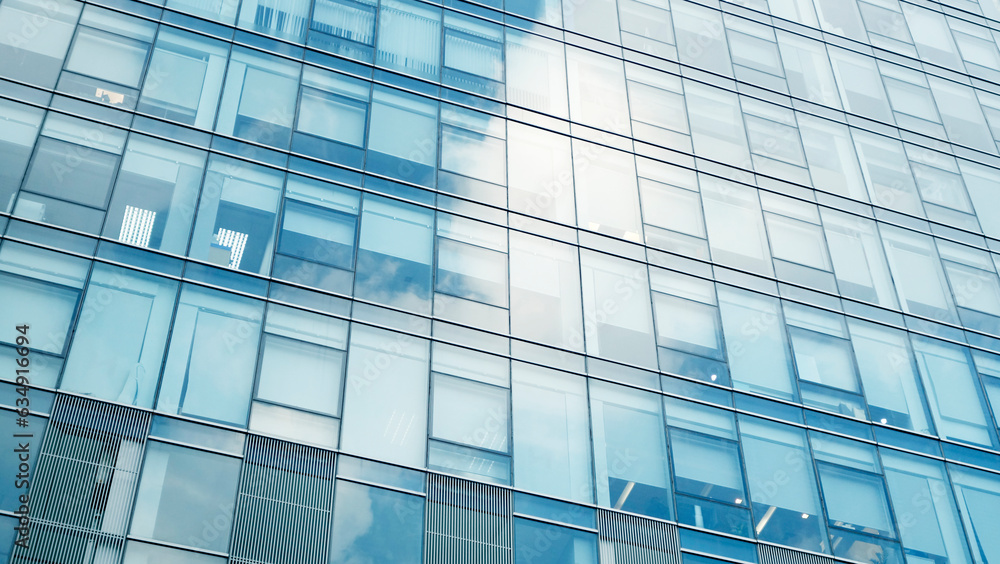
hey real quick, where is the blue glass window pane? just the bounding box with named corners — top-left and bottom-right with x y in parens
top-left (684, 554), bottom-right (732, 564)
top-left (62, 7), bottom-right (155, 97)
top-left (436, 237), bottom-right (508, 308)
top-left (156, 285), bottom-right (264, 426)
top-left (939, 241), bottom-right (1000, 335)
top-left (428, 439), bottom-right (511, 485)
top-left (434, 213), bottom-right (509, 326)
top-left (882, 450), bottom-right (972, 564)
top-left (278, 199), bottom-right (357, 270)
top-left (513, 492), bottom-right (596, 529)
top-left (504, 30), bottom-right (569, 119)
top-left (0, 272), bottom-right (78, 360)
top-left (309, 0), bottom-right (376, 61)
top-left (293, 66), bottom-right (369, 168)
top-left (102, 135), bottom-right (207, 256)
top-left (670, 423), bottom-right (752, 537)
top-left (565, 47), bottom-right (631, 136)
top-left (257, 304), bottom-right (349, 417)
top-left (0, 244), bottom-right (86, 379)
top-left (671, 429), bottom-right (745, 504)
top-left (189, 155), bottom-right (283, 275)
top-left (138, 27), bottom-right (229, 128)
top-left (509, 233), bottom-right (584, 352)
top-left (676, 495), bottom-right (754, 538)
top-left (130, 441), bottom-right (241, 553)
top-left (626, 66), bottom-right (688, 145)
top-left (822, 209), bottom-right (899, 309)
top-left (237, 0), bottom-right (309, 41)
top-left (788, 326), bottom-right (866, 418)
top-left (982, 372), bottom-right (1000, 436)
top-left (962, 160), bottom-right (1000, 241)
top-left (439, 104), bottom-right (507, 202)
top-left (431, 373), bottom-right (509, 451)
top-left (512, 363), bottom-right (594, 504)
top-left (164, 0), bottom-right (239, 24)
top-left (881, 225), bottom-right (958, 324)
top-left (739, 416), bottom-right (828, 553)
top-left (686, 83), bottom-right (750, 164)
top-left (827, 529), bottom-right (904, 564)
top-left (376, 0), bottom-right (441, 80)
top-left (0, 515), bottom-right (14, 564)
top-left (330, 480), bottom-right (424, 564)
top-left (274, 175), bottom-right (359, 292)
top-left (950, 465), bottom-right (1000, 564)
top-left (0, 0), bottom-right (82, 89)
top-left (366, 86), bottom-right (438, 186)
top-left (336, 455), bottom-right (426, 492)
top-left (580, 250), bottom-right (658, 369)
top-left (257, 334), bottom-right (344, 414)
top-left (22, 136), bottom-right (119, 210)
top-left (17, 113), bottom-right (127, 233)
top-left (340, 326), bottom-right (430, 466)
top-left (505, 0), bottom-right (561, 25)
top-left (817, 463), bottom-right (895, 537)
top-left (561, 0), bottom-right (619, 44)
top-left (573, 140), bottom-right (643, 241)
top-left (60, 264), bottom-right (178, 408)
top-left (651, 269), bottom-right (727, 384)
top-left (514, 518), bottom-right (598, 564)
top-left (216, 47), bottom-right (300, 148)
top-left (718, 286), bottom-right (797, 401)
top-left (507, 122), bottom-right (575, 225)
top-left (123, 541), bottom-right (227, 563)
top-left (661, 375), bottom-right (733, 406)
top-left (0, 99), bottom-right (44, 211)
top-left (354, 195), bottom-right (434, 313)
top-left (590, 380), bottom-right (672, 520)
top-left (149, 415), bottom-right (246, 455)
top-left (848, 319), bottom-right (933, 434)
top-left (0, 243), bottom-right (88, 362)
top-left (443, 12), bottom-right (504, 98)
top-left (653, 293), bottom-right (723, 360)
top-left (911, 335), bottom-right (997, 448)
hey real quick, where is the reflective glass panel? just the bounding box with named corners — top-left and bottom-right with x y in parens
top-left (156, 284), bottom-right (264, 426)
top-left (376, 0), bottom-right (441, 80)
top-left (103, 135), bottom-right (206, 255)
top-left (256, 304), bottom-right (348, 417)
top-left (0, 0), bottom-right (82, 88)
top-left (354, 195), bottom-right (434, 314)
top-left (188, 155), bottom-right (283, 275)
top-left (130, 441), bottom-right (240, 553)
top-left (718, 286), bottom-right (796, 400)
top-left (340, 325), bottom-right (430, 466)
top-left (949, 465), bottom-right (1000, 564)
top-left (366, 86), bottom-right (438, 186)
top-left (61, 264), bottom-right (178, 408)
top-left (514, 518), bottom-right (598, 564)
top-left (330, 480), bottom-right (425, 564)
top-left (509, 233), bottom-right (584, 351)
top-left (216, 47), bottom-right (300, 149)
top-left (739, 416), bottom-right (828, 553)
top-left (882, 450), bottom-right (971, 564)
top-left (512, 363), bottom-right (594, 503)
top-left (590, 380), bottom-right (672, 520)
top-left (293, 66), bottom-right (369, 168)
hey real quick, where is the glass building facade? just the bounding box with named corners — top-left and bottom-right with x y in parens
top-left (1, 0), bottom-right (1000, 561)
